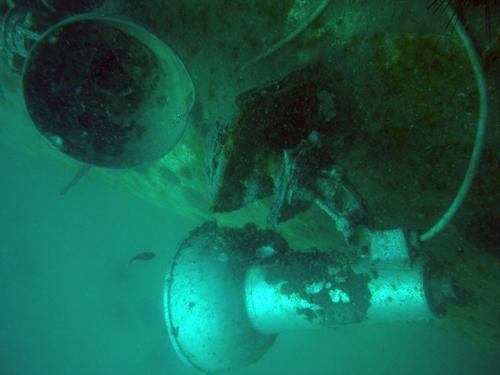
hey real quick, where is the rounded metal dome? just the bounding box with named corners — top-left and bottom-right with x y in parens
top-left (23, 14), bottom-right (194, 168)
top-left (164, 222), bottom-right (277, 374)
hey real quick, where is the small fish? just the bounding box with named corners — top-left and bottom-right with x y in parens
top-left (129, 251), bottom-right (156, 264)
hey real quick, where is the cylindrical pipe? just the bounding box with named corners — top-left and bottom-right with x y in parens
top-left (419, 8), bottom-right (488, 242)
top-left (245, 250), bottom-right (433, 335)
top-left (246, 265), bottom-right (327, 334)
top-left (165, 223), bottom-right (459, 374)
top-left (363, 262), bottom-right (433, 324)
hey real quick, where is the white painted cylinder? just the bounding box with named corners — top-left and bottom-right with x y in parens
top-left (245, 255), bottom-right (434, 335)
top-left (365, 262), bottom-right (434, 323)
top-left (245, 266), bottom-right (326, 335)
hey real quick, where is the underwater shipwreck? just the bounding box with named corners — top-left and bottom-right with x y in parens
top-left (0, 0), bottom-right (499, 373)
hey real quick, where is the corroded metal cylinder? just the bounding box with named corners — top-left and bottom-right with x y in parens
top-left (245, 230), bottom-right (433, 335)
top-left (164, 223), bottom-right (450, 374)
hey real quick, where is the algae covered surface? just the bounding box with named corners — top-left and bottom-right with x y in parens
top-left (1, 1), bottom-right (499, 374)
